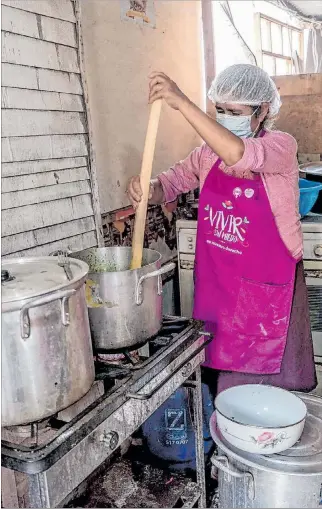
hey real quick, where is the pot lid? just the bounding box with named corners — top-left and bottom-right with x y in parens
top-left (211, 393), bottom-right (322, 474)
top-left (1, 256), bottom-right (88, 304)
top-left (299, 162), bottom-right (322, 175)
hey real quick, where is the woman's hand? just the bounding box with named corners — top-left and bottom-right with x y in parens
top-left (148, 73), bottom-right (244, 167)
top-left (126, 176), bottom-right (152, 210)
top-left (126, 177), bottom-right (165, 209)
top-left (149, 72), bottom-right (188, 110)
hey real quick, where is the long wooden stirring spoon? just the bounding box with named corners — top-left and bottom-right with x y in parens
top-left (130, 99), bottom-right (162, 270)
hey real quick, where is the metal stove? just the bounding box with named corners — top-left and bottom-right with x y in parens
top-left (301, 214), bottom-right (322, 395)
top-left (302, 213), bottom-right (322, 234)
top-left (1, 317), bottom-right (211, 508)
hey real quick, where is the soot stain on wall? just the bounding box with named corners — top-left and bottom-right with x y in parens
top-left (101, 190), bottom-right (198, 255)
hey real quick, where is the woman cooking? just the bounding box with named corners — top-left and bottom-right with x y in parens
top-left (127, 64), bottom-right (316, 396)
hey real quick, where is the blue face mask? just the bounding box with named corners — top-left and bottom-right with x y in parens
top-left (216, 110), bottom-right (259, 138)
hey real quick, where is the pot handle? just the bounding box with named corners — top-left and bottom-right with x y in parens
top-left (211, 455), bottom-right (255, 501)
top-left (49, 249), bottom-right (73, 256)
top-left (20, 289), bottom-right (76, 340)
top-left (135, 262), bottom-right (176, 305)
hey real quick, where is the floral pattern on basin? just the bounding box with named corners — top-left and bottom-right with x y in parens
top-left (250, 431), bottom-right (289, 449)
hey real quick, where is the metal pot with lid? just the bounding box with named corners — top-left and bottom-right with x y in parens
top-left (210, 393), bottom-right (322, 508)
top-left (1, 256), bottom-right (95, 427)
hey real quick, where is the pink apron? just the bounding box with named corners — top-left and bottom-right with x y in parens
top-left (193, 140), bottom-right (297, 375)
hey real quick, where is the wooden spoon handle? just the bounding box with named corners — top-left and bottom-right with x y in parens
top-left (130, 100), bottom-right (162, 270)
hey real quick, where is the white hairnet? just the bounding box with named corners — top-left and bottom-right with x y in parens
top-left (208, 64), bottom-right (282, 125)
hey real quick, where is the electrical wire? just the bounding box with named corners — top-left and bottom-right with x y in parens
top-left (220, 1), bottom-right (258, 66)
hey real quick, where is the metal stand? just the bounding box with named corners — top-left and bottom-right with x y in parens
top-left (193, 366), bottom-right (206, 508)
top-left (7, 368), bottom-right (208, 509)
top-left (183, 366), bottom-right (206, 508)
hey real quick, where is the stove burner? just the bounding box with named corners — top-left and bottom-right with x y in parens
top-left (97, 350), bottom-right (140, 366)
top-left (96, 317), bottom-right (192, 372)
top-left (151, 336), bottom-right (172, 347)
top-left (3, 418), bottom-right (57, 448)
top-left (5, 418), bottom-right (51, 437)
top-left (123, 350), bottom-right (140, 365)
top-left (95, 362), bottom-right (131, 380)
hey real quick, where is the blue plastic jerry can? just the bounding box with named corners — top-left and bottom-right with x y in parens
top-left (141, 383), bottom-right (214, 470)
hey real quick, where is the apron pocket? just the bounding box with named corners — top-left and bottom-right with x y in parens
top-left (232, 278), bottom-right (293, 339)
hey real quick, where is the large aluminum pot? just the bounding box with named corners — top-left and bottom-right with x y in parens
top-left (71, 247), bottom-right (175, 351)
top-left (210, 393), bottom-right (322, 508)
top-left (2, 257), bottom-right (95, 427)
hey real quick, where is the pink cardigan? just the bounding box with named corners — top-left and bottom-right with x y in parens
top-left (158, 130), bottom-right (302, 260)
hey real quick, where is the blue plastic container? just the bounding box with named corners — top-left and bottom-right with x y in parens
top-left (141, 384), bottom-right (214, 470)
top-left (299, 178), bottom-right (322, 218)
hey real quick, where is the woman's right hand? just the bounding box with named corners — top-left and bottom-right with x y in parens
top-left (126, 176), bottom-right (154, 210)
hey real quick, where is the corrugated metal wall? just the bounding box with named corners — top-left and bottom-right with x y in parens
top-left (1, 0), bottom-right (101, 258)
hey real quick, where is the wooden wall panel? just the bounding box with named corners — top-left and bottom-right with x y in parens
top-left (273, 74), bottom-right (322, 97)
top-left (2, 1), bottom-right (76, 22)
top-left (2, 87), bottom-right (84, 111)
top-left (2, 110), bottom-right (86, 137)
top-left (2, 195), bottom-right (94, 236)
top-left (275, 94), bottom-right (322, 154)
top-left (2, 157), bottom-right (87, 177)
top-left (2, 5), bottom-right (39, 38)
top-left (1, 0), bottom-right (102, 256)
top-left (2, 217), bottom-right (95, 256)
top-left (273, 74), bottom-right (322, 155)
top-left (1, 134), bottom-right (89, 162)
top-left (2, 167), bottom-right (89, 192)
